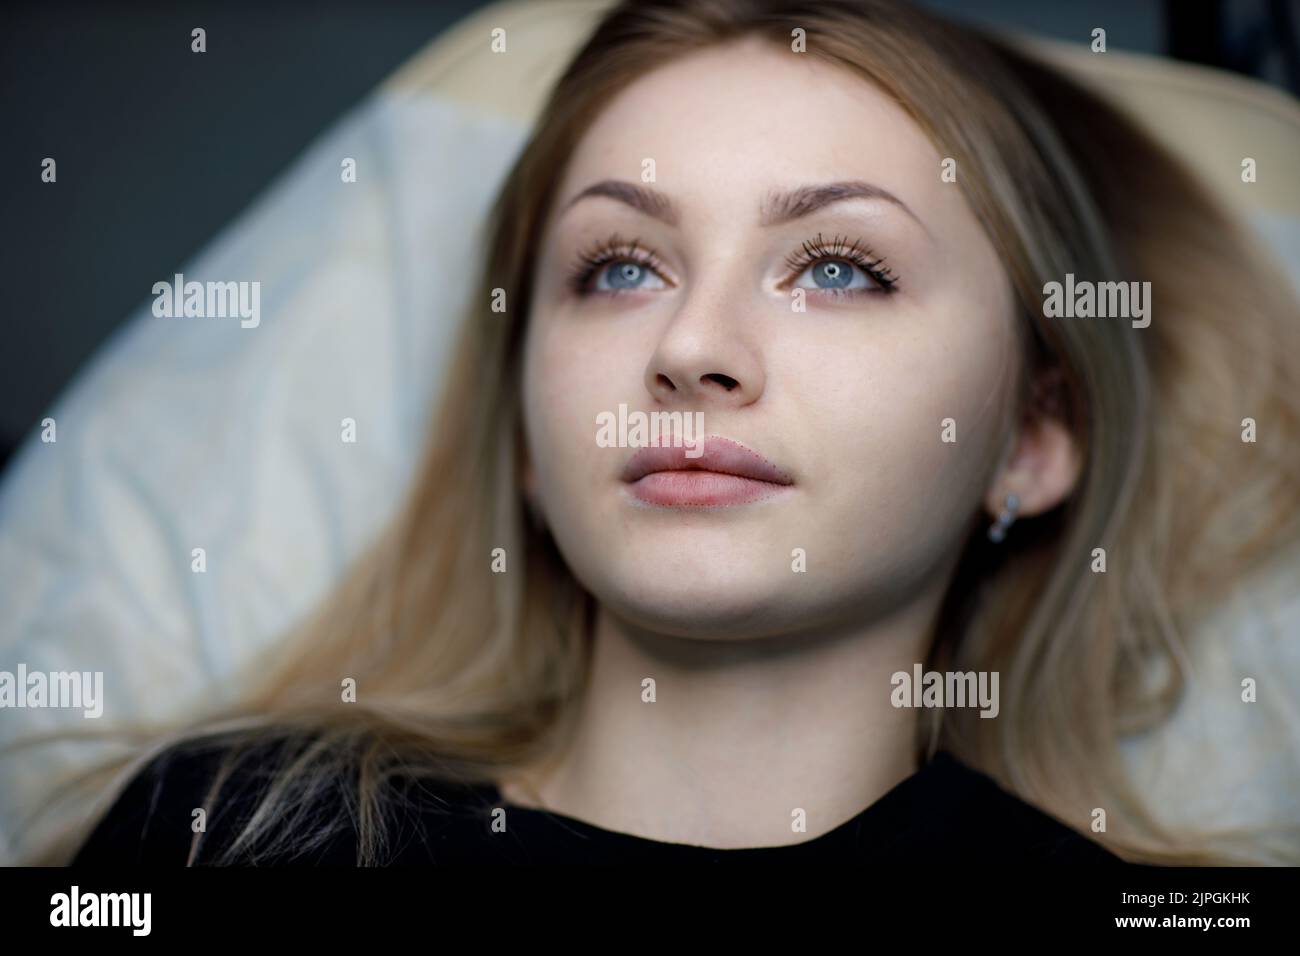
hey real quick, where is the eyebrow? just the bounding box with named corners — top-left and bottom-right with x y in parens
top-left (560, 178), bottom-right (927, 232)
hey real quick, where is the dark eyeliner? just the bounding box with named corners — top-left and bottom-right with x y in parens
top-left (567, 233), bottom-right (669, 296)
top-left (783, 232), bottom-right (899, 293)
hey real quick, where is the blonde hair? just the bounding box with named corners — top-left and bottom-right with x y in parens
top-left (21, 0), bottom-right (1300, 865)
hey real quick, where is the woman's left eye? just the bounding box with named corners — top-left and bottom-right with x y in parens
top-left (792, 258), bottom-right (876, 292)
top-left (592, 260), bottom-right (668, 292)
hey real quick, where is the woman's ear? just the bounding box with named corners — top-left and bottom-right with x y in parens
top-left (984, 396), bottom-right (1082, 520)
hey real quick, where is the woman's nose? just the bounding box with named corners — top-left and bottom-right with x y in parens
top-left (643, 286), bottom-right (766, 409)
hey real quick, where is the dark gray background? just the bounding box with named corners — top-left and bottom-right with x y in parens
top-left (2, 0), bottom-right (1296, 475)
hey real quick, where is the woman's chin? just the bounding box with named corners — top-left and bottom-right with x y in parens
top-left (598, 581), bottom-right (816, 641)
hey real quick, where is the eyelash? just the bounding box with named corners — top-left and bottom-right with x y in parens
top-left (782, 232), bottom-right (899, 295)
top-left (565, 232), bottom-right (899, 298)
top-left (566, 234), bottom-right (668, 297)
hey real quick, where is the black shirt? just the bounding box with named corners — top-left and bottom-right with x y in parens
top-left (72, 736), bottom-right (1125, 865)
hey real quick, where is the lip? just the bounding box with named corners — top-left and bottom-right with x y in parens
top-left (621, 435), bottom-right (795, 508)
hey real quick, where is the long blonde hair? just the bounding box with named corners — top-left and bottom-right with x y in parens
top-left (23, 0), bottom-right (1300, 865)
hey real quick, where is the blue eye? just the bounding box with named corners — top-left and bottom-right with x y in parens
top-left (794, 258), bottom-right (875, 292)
top-left (783, 233), bottom-right (899, 296)
top-left (593, 260), bottom-right (667, 292)
top-left (568, 235), bottom-right (674, 297)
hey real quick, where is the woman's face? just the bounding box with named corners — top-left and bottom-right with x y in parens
top-left (522, 36), bottom-right (1020, 640)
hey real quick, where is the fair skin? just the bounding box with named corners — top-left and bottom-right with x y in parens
top-left (503, 36), bottom-right (1080, 848)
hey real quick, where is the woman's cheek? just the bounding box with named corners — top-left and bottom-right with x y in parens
top-left (522, 324), bottom-right (577, 513)
top-left (811, 336), bottom-right (1005, 573)
top-left (523, 320), bottom-right (619, 525)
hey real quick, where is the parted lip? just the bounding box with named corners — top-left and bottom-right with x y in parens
top-left (620, 435), bottom-right (794, 485)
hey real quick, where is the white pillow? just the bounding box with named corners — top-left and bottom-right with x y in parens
top-left (1118, 551), bottom-right (1300, 863)
top-left (1116, 206), bottom-right (1300, 857)
top-left (0, 90), bottom-right (528, 863)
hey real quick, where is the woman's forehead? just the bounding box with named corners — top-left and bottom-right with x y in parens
top-left (554, 38), bottom-right (949, 229)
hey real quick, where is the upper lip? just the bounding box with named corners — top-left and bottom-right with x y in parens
top-left (620, 435), bottom-right (794, 485)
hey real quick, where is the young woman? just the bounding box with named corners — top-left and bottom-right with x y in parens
top-left (51, 0), bottom-right (1300, 864)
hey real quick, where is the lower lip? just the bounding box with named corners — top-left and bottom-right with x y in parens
top-left (625, 471), bottom-right (793, 507)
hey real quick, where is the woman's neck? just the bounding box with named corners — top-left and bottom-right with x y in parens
top-left (496, 587), bottom-right (944, 848)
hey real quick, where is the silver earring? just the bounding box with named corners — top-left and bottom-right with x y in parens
top-left (987, 493), bottom-right (1019, 543)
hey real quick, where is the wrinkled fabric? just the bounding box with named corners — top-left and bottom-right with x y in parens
top-left (0, 91), bottom-right (528, 863)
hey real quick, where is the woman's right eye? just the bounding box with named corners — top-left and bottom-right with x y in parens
top-left (590, 259), bottom-right (668, 293)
